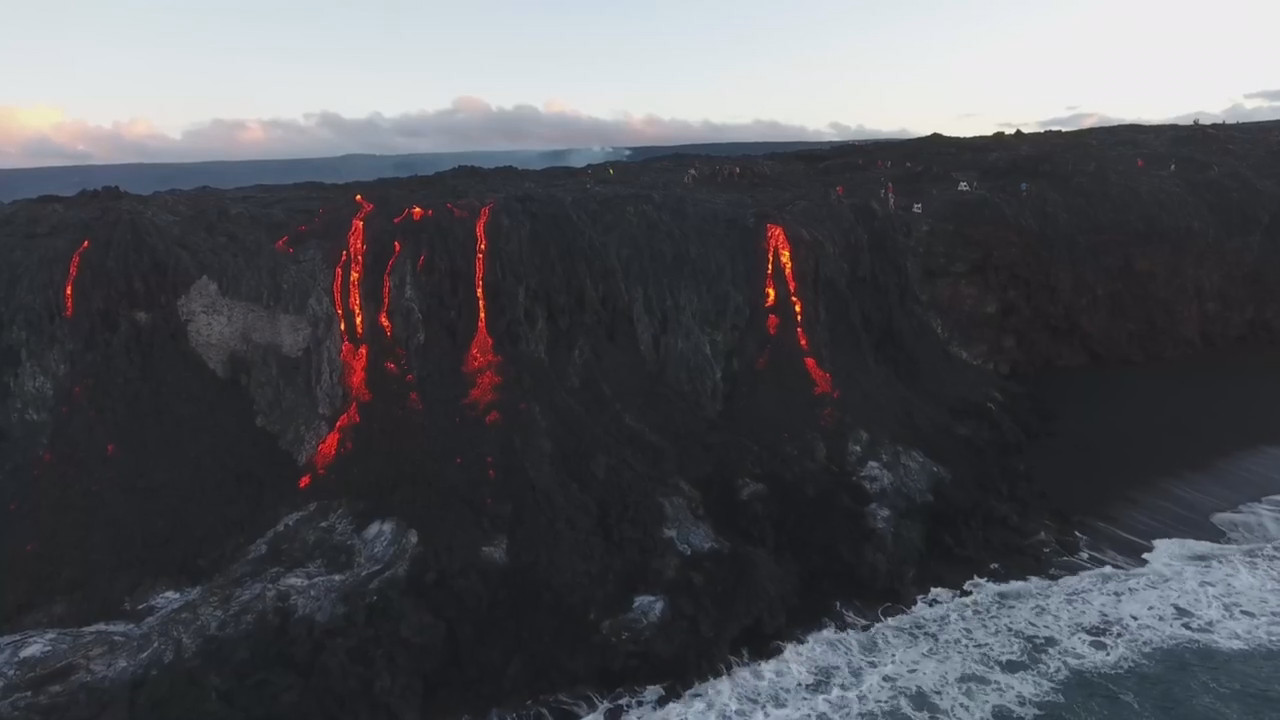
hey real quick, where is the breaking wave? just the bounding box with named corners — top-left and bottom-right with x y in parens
top-left (587, 495), bottom-right (1280, 719)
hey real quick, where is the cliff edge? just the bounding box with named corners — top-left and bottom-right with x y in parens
top-left (2, 121), bottom-right (1279, 718)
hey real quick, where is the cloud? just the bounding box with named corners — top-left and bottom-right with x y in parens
top-left (998, 89), bottom-right (1280, 131)
top-left (997, 112), bottom-right (1125, 131)
top-left (0, 98), bottom-right (910, 169)
top-left (1243, 89), bottom-right (1280, 103)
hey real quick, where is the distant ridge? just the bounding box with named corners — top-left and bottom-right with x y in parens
top-left (0, 139), bottom-right (905, 202)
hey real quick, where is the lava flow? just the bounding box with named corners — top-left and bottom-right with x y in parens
top-left (333, 250), bottom-right (348, 336)
top-left (393, 205), bottom-right (427, 224)
top-left (761, 223), bottom-right (836, 397)
top-left (347, 195), bottom-right (375, 337)
top-left (464, 203), bottom-right (503, 419)
top-left (276, 209), bottom-right (327, 253)
top-left (301, 196), bottom-right (376, 488)
top-left (379, 241), bottom-right (401, 337)
top-left (63, 239), bottom-right (90, 319)
top-left (382, 218), bottom-right (423, 409)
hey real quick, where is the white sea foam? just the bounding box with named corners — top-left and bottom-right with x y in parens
top-left (1210, 494), bottom-right (1280, 545)
top-left (591, 496), bottom-right (1280, 719)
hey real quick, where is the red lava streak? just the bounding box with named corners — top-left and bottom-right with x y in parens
top-left (380, 241), bottom-right (401, 337)
top-left (301, 196), bottom-right (376, 488)
top-left (275, 235), bottom-right (292, 253)
top-left (333, 250), bottom-right (347, 335)
top-left (464, 204), bottom-right (503, 413)
top-left (347, 195), bottom-right (375, 338)
top-left (63, 239), bottom-right (89, 318)
top-left (341, 342), bottom-right (371, 402)
top-left (312, 404), bottom-right (360, 469)
top-left (762, 224), bottom-right (836, 396)
top-left (393, 205), bottom-right (426, 224)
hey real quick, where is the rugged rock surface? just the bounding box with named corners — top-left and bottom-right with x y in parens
top-left (0, 504), bottom-right (417, 719)
top-left (1, 120), bottom-right (1279, 717)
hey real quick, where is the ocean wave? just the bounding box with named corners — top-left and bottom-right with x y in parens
top-left (588, 495), bottom-right (1280, 719)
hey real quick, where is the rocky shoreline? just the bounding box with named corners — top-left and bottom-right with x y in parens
top-left (2, 121), bottom-right (1278, 717)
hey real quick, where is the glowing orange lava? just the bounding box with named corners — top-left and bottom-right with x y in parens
top-left (762, 224), bottom-right (836, 396)
top-left (341, 341), bottom-right (371, 402)
top-left (464, 203), bottom-right (503, 413)
top-left (63, 239), bottom-right (89, 318)
top-left (347, 195), bottom-right (374, 338)
top-left (393, 205), bottom-right (426, 224)
top-left (313, 404), bottom-right (361, 469)
top-left (333, 250), bottom-right (347, 336)
top-left (301, 196), bottom-right (376, 488)
top-left (383, 208), bottom-right (428, 411)
top-left (380, 241), bottom-right (401, 337)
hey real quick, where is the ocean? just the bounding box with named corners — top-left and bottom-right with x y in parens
top-left (582, 476), bottom-right (1280, 719)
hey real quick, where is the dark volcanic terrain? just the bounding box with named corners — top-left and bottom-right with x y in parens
top-left (2, 121), bottom-right (1280, 719)
top-left (0, 140), bottom-right (845, 203)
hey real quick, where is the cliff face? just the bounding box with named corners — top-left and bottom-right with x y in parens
top-left (899, 125), bottom-right (1280, 372)
top-left (1, 121), bottom-right (1278, 717)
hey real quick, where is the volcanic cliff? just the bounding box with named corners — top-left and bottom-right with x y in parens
top-left (2, 121), bottom-right (1279, 718)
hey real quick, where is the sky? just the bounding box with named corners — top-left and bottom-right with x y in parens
top-left (2, 0), bottom-right (1278, 168)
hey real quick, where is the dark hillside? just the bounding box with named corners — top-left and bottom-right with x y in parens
top-left (2, 120), bottom-right (1279, 718)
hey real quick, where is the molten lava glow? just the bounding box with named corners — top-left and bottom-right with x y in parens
top-left (347, 195), bottom-right (375, 338)
top-left (341, 342), bottom-right (371, 402)
top-left (803, 357), bottom-right (835, 396)
top-left (300, 402), bottom-right (362, 488)
top-left (301, 197), bottom-right (376, 488)
top-left (762, 224), bottom-right (836, 396)
top-left (63, 239), bottom-right (89, 318)
top-left (464, 203), bottom-right (503, 413)
top-left (393, 205), bottom-right (426, 224)
top-left (417, 253), bottom-right (425, 272)
top-left (333, 250), bottom-right (347, 336)
top-left (391, 203), bottom-right (427, 222)
top-left (379, 241), bottom-right (401, 337)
